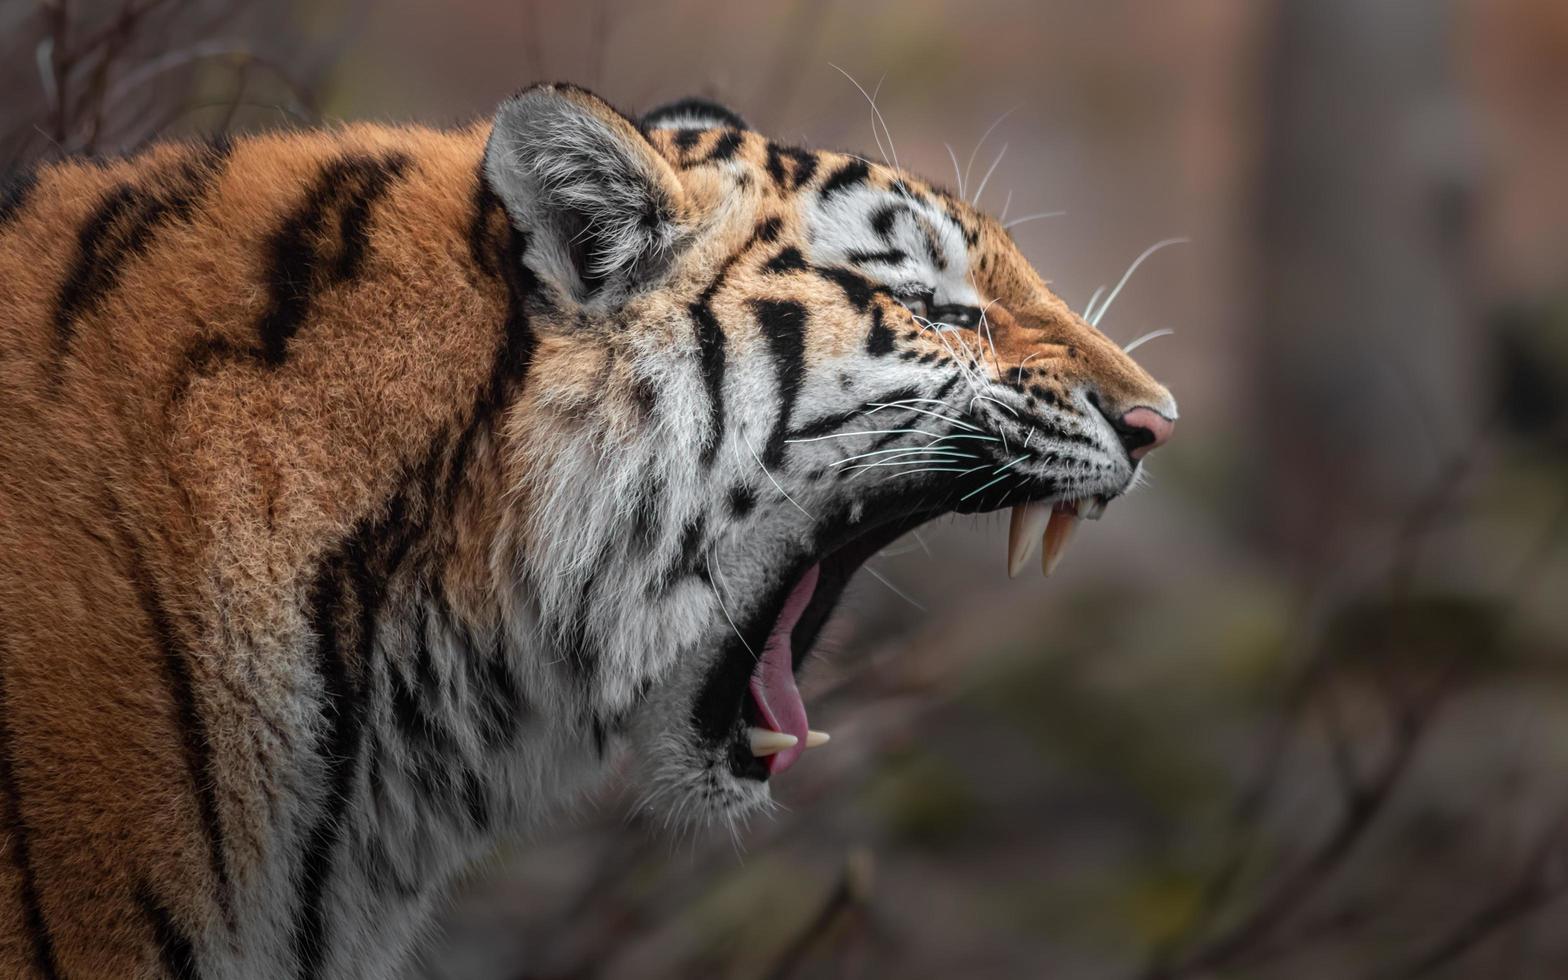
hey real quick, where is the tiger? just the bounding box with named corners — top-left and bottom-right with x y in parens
top-left (0, 83), bottom-right (1176, 978)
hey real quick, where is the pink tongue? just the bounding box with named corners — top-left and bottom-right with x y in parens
top-left (748, 564), bottom-right (819, 775)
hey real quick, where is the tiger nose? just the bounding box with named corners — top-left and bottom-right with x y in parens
top-left (1115, 407), bottom-right (1175, 460)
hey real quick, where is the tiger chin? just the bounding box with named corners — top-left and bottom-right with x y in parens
top-left (0, 83), bottom-right (1175, 978)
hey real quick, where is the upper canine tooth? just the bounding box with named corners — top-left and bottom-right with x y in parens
top-left (748, 727), bottom-right (799, 756)
top-left (804, 730), bottom-right (831, 748)
top-left (1081, 497), bottom-right (1107, 520)
top-left (1008, 502), bottom-right (1052, 578)
top-left (1042, 510), bottom-right (1082, 577)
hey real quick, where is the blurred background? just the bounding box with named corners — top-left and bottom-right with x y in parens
top-left (5, 1), bottom-right (1568, 977)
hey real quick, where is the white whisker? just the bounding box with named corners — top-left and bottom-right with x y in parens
top-left (1083, 285), bottom-right (1108, 322)
top-left (969, 394), bottom-right (1019, 418)
top-left (970, 142), bottom-right (1008, 206)
top-left (786, 427), bottom-right (936, 444)
top-left (1123, 328), bottom-right (1175, 354)
top-left (963, 106), bottom-right (1017, 194)
top-left (738, 429), bottom-right (814, 522)
top-left (863, 565), bottom-right (925, 611)
top-left (1001, 210), bottom-right (1065, 231)
top-left (1089, 237), bottom-right (1189, 327)
top-left (868, 401), bottom-right (982, 432)
top-left (944, 142), bottom-right (966, 198)
top-left (842, 453), bottom-right (973, 470)
top-left (830, 64), bottom-right (899, 172)
top-left (705, 545), bottom-right (755, 660)
top-left (1013, 351), bottom-right (1044, 384)
top-left (959, 471), bottom-right (1014, 502)
top-left (831, 446), bottom-right (972, 466)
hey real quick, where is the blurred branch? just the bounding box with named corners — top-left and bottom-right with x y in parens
top-left (763, 848), bottom-right (877, 980)
top-left (1138, 413), bottom-right (1531, 979)
top-left (4, 0), bottom-right (337, 167)
top-left (1142, 682), bottom-right (1438, 980)
top-left (1374, 815), bottom-right (1568, 980)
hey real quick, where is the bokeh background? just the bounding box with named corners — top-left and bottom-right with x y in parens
top-left (5, 1), bottom-right (1568, 977)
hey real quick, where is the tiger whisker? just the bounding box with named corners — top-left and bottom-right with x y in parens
top-left (1083, 284), bottom-right (1108, 323)
top-left (705, 544), bottom-right (755, 661)
top-left (969, 394), bottom-right (1019, 419)
top-left (1001, 210), bottom-right (1065, 231)
top-left (1089, 237), bottom-right (1189, 327)
top-left (737, 428), bottom-right (814, 522)
top-left (840, 452), bottom-right (975, 471)
top-left (1012, 351), bottom-right (1043, 384)
top-left (864, 462), bottom-right (989, 483)
top-left (862, 565), bottom-right (925, 611)
top-left (830, 446), bottom-right (972, 467)
top-left (867, 402), bottom-right (982, 432)
top-left (830, 64), bottom-right (900, 172)
top-left (963, 106), bottom-right (1017, 195)
top-left (970, 142), bottom-right (1007, 206)
top-left (785, 427), bottom-right (936, 444)
top-left (944, 142), bottom-right (966, 199)
top-left (1123, 328), bottom-right (1175, 354)
top-left (958, 471), bottom-right (1016, 501)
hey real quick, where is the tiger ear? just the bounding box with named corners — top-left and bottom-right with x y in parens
top-left (641, 97), bottom-right (750, 133)
top-left (483, 84), bottom-right (690, 307)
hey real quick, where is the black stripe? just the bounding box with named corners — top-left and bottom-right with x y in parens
top-left (258, 153), bottom-right (410, 367)
top-left (287, 163), bottom-right (539, 975)
top-left (649, 513), bottom-right (708, 598)
top-left (137, 884), bottom-right (201, 980)
top-left (292, 538), bottom-right (372, 980)
top-left (727, 484), bottom-right (757, 517)
top-left (690, 217), bottom-right (782, 467)
top-left (115, 526), bottom-right (234, 925)
top-left (752, 299), bottom-right (809, 468)
top-left (0, 648), bottom-right (61, 980)
top-left (788, 383), bottom-right (923, 442)
top-left (0, 168), bottom-right (38, 227)
top-left (475, 643), bottom-right (527, 750)
top-left (865, 304), bottom-right (895, 356)
top-left (167, 151), bottom-right (410, 405)
top-left (869, 203), bottom-right (902, 240)
top-left (819, 158), bottom-right (870, 197)
top-left (444, 174), bottom-right (540, 501)
top-left (846, 248), bottom-right (907, 267)
top-left (691, 298), bottom-right (727, 467)
top-left (764, 143), bottom-right (819, 191)
top-left (762, 246), bottom-right (806, 275)
top-left (52, 143), bottom-right (230, 368)
top-left (813, 264), bottom-right (883, 312)
top-left (701, 129), bottom-right (746, 164)
top-left (866, 375), bottom-right (962, 451)
top-left (919, 223), bottom-right (948, 271)
top-left (460, 769), bottom-right (489, 831)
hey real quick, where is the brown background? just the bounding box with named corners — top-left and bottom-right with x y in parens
top-left (4, 1), bottom-right (1568, 977)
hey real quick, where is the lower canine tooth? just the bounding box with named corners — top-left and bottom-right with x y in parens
top-left (1042, 510), bottom-right (1082, 577)
top-left (1008, 502), bottom-right (1052, 578)
top-left (804, 730), bottom-right (831, 748)
top-left (748, 727), bottom-right (799, 756)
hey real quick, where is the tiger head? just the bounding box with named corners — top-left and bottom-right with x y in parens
top-left (479, 85), bottom-right (1176, 825)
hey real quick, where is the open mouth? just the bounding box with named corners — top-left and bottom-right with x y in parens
top-left (691, 472), bottom-right (1120, 783)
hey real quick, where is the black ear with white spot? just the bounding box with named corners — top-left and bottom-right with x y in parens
top-left (483, 84), bottom-right (691, 306)
top-left (641, 97), bottom-right (749, 133)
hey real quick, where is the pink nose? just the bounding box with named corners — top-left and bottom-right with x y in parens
top-left (1118, 407), bottom-right (1175, 460)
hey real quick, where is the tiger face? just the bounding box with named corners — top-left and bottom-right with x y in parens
top-left (481, 85), bottom-right (1177, 825)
